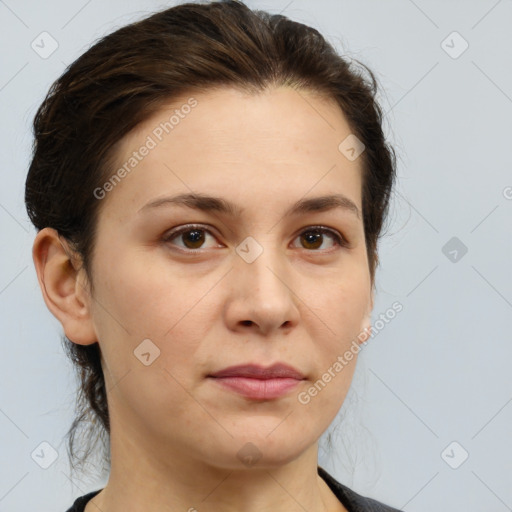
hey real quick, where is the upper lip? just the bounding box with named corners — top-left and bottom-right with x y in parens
top-left (209, 363), bottom-right (305, 380)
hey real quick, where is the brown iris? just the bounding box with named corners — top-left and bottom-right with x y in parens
top-left (300, 230), bottom-right (323, 250)
top-left (181, 229), bottom-right (206, 249)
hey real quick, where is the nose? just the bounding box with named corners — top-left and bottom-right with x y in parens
top-left (223, 243), bottom-right (300, 336)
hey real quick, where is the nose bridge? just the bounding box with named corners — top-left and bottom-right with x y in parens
top-left (236, 235), bottom-right (288, 298)
top-left (232, 234), bottom-right (297, 328)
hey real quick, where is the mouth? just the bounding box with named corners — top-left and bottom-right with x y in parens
top-left (207, 362), bottom-right (305, 400)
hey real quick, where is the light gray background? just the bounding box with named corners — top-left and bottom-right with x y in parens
top-left (1, 1), bottom-right (511, 511)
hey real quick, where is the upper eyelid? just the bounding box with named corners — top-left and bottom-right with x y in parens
top-left (163, 223), bottom-right (219, 240)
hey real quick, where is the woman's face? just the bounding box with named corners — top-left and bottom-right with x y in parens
top-left (85, 85), bottom-right (373, 469)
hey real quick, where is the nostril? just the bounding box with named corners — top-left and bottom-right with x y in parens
top-left (241, 320), bottom-right (253, 326)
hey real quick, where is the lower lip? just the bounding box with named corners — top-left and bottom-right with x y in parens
top-left (209, 376), bottom-right (302, 400)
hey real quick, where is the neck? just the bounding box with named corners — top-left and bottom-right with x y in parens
top-left (86, 427), bottom-right (345, 512)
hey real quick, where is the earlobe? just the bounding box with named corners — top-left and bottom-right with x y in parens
top-left (32, 227), bottom-right (97, 346)
top-left (360, 324), bottom-right (372, 344)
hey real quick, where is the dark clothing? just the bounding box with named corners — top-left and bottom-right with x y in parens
top-left (65, 466), bottom-right (402, 511)
top-left (318, 466), bottom-right (402, 511)
top-left (65, 489), bottom-right (101, 512)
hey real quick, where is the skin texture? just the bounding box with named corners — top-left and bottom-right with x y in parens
top-left (33, 85), bottom-right (374, 512)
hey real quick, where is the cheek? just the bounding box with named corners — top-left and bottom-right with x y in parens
top-left (301, 262), bottom-right (369, 400)
top-left (90, 252), bottom-right (212, 435)
top-left (90, 250), bottom-right (218, 387)
top-left (313, 264), bottom-right (370, 339)
top-left (93, 248), bottom-right (213, 339)
top-left (299, 357), bottom-right (357, 422)
top-left (298, 282), bottom-right (363, 427)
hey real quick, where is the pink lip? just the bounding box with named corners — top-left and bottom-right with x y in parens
top-left (208, 363), bottom-right (305, 400)
top-left (211, 376), bottom-right (302, 400)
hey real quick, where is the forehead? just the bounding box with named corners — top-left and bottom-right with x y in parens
top-left (99, 86), bottom-right (364, 221)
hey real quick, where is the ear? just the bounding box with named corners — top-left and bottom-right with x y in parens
top-left (32, 227), bottom-right (97, 346)
top-left (358, 286), bottom-right (374, 344)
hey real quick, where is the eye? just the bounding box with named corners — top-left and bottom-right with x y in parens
top-left (162, 225), bottom-right (222, 251)
top-left (162, 224), bottom-right (348, 253)
top-left (291, 226), bottom-right (347, 251)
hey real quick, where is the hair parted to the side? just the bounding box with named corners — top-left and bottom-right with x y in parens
top-left (25, 0), bottom-right (396, 477)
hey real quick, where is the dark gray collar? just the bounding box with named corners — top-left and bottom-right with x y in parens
top-left (318, 465), bottom-right (403, 511)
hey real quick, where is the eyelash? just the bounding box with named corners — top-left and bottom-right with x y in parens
top-left (162, 224), bottom-right (348, 253)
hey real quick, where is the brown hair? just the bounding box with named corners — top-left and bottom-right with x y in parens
top-left (25, 0), bottom-right (396, 476)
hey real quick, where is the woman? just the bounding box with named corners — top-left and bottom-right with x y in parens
top-left (25, 1), bottom-right (400, 510)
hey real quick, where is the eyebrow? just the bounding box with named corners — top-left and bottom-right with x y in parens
top-left (138, 192), bottom-right (361, 220)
